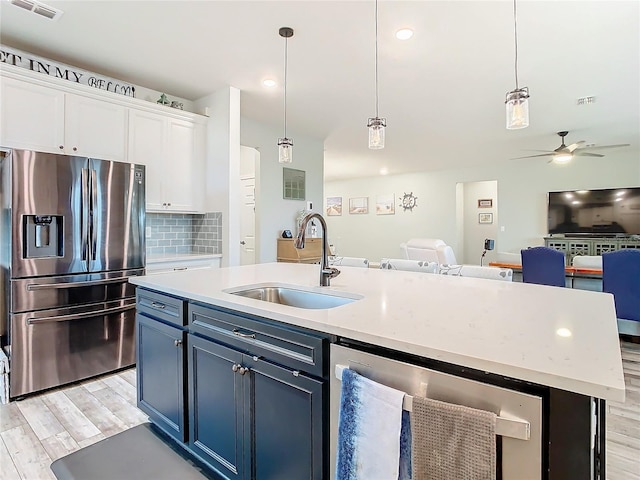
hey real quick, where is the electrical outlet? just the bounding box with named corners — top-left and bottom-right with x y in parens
top-left (146, 226), bottom-right (152, 238)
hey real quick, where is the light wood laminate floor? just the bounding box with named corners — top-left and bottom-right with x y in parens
top-left (1, 342), bottom-right (639, 480)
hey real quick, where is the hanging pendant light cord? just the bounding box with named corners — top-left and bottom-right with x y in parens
top-left (283, 36), bottom-right (288, 138)
top-left (513, 0), bottom-right (519, 90)
top-left (374, 0), bottom-right (379, 118)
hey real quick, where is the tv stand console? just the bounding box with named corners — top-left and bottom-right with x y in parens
top-left (544, 236), bottom-right (640, 262)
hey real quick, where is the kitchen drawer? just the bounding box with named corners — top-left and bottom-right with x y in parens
top-left (137, 288), bottom-right (185, 327)
top-left (188, 303), bottom-right (326, 378)
top-left (146, 256), bottom-right (221, 275)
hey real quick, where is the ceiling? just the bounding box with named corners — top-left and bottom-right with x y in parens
top-left (1, 1), bottom-right (638, 181)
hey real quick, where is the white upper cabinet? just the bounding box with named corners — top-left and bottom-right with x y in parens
top-left (0, 77), bottom-right (128, 160)
top-left (128, 109), bottom-right (166, 211)
top-left (64, 93), bottom-right (128, 160)
top-left (2, 68), bottom-right (206, 213)
top-left (128, 109), bottom-right (204, 213)
top-left (0, 76), bottom-right (65, 153)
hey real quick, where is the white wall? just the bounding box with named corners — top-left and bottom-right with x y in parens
top-left (241, 117), bottom-right (324, 263)
top-left (462, 180), bottom-right (498, 265)
top-left (325, 151), bottom-right (640, 264)
top-left (195, 87), bottom-right (241, 267)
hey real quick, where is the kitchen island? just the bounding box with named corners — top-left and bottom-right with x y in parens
top-left (129, 262), bottom-right (625, 480)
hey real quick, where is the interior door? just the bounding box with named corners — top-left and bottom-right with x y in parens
top-left (89, 159), bottom-right (145, 273)
top-left (240, 176), bottom-right (256, 265)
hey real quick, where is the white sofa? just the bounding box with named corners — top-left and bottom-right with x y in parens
top-left (380, 258), bottom-right (439, 273)
top-left (329, 256), bottom-right (370, 268)
top-left (572, 255), bottom-right (602, 269)
top-left (400, 239), bottom-right (447, 263)
top-left (436, 245), bottom-right (458, 265)
top-left (438, 264), bottom-right (513, 282)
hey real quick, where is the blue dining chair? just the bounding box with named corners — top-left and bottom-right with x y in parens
top-left (602, 249), bottom-right (640, 336)
top-left (520, 246), bottom-right (566, 287)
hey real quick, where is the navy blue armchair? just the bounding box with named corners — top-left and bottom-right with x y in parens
top-left (520, 246), bottom-right (566, 287)
top-left (603, 249), bottom-right (640, 336)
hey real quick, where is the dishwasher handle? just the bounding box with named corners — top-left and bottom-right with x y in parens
top-left (334, 364), bottom-right (531, 441)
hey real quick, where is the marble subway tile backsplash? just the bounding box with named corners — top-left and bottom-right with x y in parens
top-left (146, 212), bottom-right (222, 256)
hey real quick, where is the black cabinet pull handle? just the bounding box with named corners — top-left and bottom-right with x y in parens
top-left (174, 339), bottom-right (182, 347)
top-left (232, 328), bottom-right (256, 339)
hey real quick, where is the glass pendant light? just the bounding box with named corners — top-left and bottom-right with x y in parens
top-left (278, 27), bottom-right (294, 163)
top-left (368, 0), bottom-right (386, 149)
top-left (505, 0), bottom-right (529, 130)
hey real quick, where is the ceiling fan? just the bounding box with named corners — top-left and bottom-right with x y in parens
top-left (512, 131), bottom-right (630, 164)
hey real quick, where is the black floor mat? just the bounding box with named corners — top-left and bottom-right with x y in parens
top-left (51, 423), bottom-right (218, 480)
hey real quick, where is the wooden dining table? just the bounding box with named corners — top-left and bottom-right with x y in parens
top-left (489, 261), bottom-right (603, 277)
top-left (489, 262), bottom-right (603, 290)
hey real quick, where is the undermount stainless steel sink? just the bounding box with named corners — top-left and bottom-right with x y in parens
top-left (224, 284), bottom-right (362, 309)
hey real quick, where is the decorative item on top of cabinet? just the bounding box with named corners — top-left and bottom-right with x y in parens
top-left (0, 76), bottom-right (128, 161)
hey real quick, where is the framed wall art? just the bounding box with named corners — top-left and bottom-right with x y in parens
top-left (479, 213), bottom-right (493, 224)
top-left (376, 194), bottom-right (395, 215)
top-left (349, 197), bottom-right (369, 214)
top-left (326, 196), bottom-right (343, 216)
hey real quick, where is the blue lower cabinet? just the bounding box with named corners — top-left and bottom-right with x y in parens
top-left (188, 334), bottom-right (248, 480)
top-left (136, 314), bottom-right (186, 442)
top-left (187, 333), bottom-right (325, 480)
top-left (248, 357), bottom-right (324, 480)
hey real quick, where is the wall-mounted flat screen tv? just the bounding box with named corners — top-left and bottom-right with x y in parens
top-left (548, 187), bottom-right (640, 236)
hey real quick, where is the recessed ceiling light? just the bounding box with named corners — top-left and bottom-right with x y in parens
top-left (380, 167), bottom-right (388, 175)
top-left (395, 28), bottom-right (414, 40)
top-left (262, 79), bottom-right (276, 88)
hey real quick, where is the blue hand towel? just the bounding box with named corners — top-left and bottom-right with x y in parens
top-left (336, 368), bottom-right (406, 480)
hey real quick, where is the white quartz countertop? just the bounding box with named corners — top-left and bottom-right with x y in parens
top-left (129, 262), bottom-right (626, 402)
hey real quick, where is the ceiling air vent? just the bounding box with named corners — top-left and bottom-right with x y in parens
top-left (9, 0), bottom-right (63, 21)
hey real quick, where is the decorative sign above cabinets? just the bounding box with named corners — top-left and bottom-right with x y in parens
top-left (0, 44), bottom-right (136, 97)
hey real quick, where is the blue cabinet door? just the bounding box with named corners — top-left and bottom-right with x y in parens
top-left (247, 357), bottom-right (325, 480)
top-left (136, 314), bottom-right (185, 442)
top-left (188, 334), bottom-right (248, 480)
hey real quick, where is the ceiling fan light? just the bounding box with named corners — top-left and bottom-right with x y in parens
top-left (553, 152), bottom-right (573, 164)
top-left (368, 117), bottom-right (386, 149)
top-left (505, 87), bottom-right (530, 129)
top-left (278, 137), bottom-right (293, 163)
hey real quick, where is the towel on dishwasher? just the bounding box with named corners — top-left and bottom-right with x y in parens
top-left (411, 396), bottom-right (497, 480)
top-left (335, 368), bottom-right (406, 480)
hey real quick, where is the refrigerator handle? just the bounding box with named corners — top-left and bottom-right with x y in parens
top-left (90, 168), bottom-right (98, 261)
top-left (26, 304), bottom-right (133, 325)
top-left (81, 168), bottom-right (90, 261)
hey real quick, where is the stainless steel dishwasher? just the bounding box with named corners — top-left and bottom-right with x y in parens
top-left (330, 344), bottom-right (543, 479)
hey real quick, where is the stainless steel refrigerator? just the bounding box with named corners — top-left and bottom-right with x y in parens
top-left (0, 149), bottom-right (145, 398)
